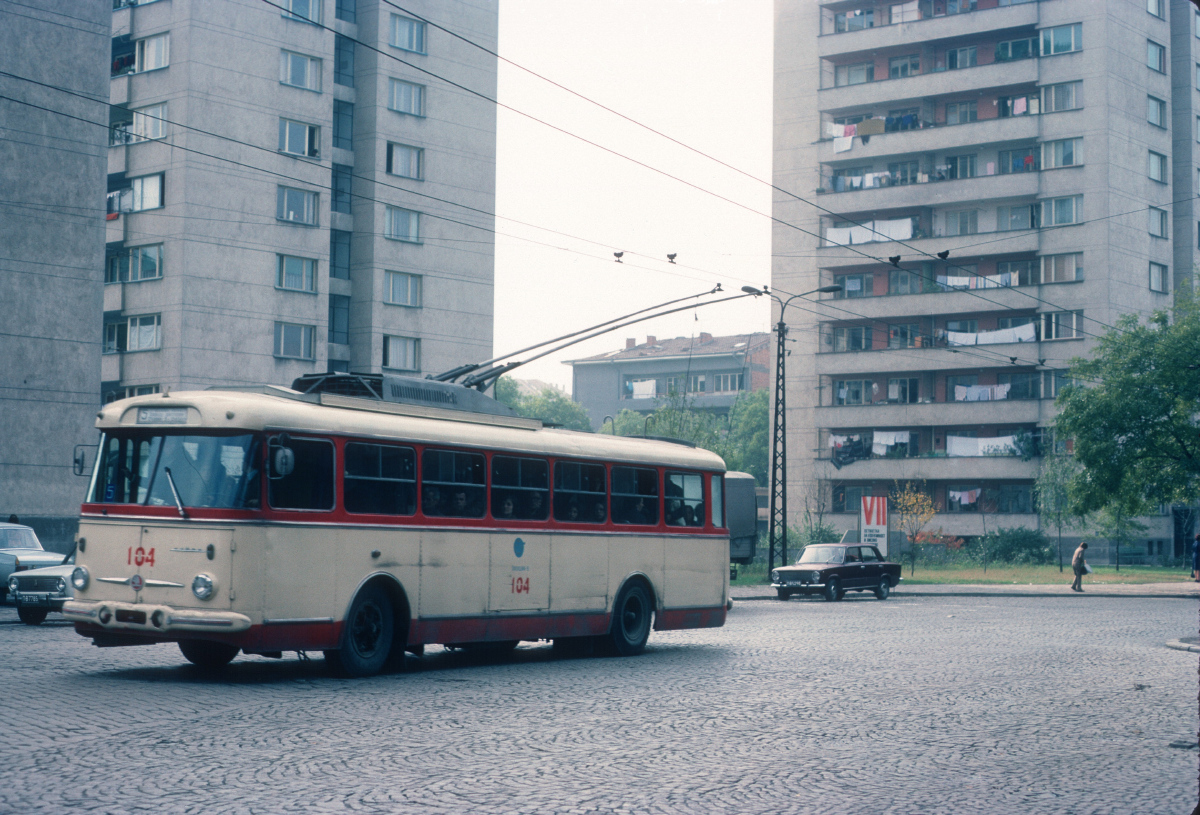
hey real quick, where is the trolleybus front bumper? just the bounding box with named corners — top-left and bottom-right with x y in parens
top-left (63, 599), bottom-right (252, 635)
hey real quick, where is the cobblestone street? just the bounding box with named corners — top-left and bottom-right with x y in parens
top-left (0, 594), bottom-right (1194, 814)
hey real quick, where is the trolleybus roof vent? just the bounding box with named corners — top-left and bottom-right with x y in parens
top-left (291, 373), bottom-right (517, 418)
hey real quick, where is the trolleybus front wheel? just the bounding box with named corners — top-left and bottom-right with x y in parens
top-left (325, 585), bottom-right (393, 677)
top-left (607, 581), bottom-right (652, 656)
top-left (179, 639), bottom-right (239, 670)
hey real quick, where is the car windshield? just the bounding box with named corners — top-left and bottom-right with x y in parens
top-left (90, 432), bottom-right (262, 509)
top-left (0, 528), bottom-right (41, 550)
top-left (798, 546), bottom-right (844, 564)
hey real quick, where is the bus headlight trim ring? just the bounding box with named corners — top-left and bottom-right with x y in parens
top-left (192, 574), bottom-right (215, 601)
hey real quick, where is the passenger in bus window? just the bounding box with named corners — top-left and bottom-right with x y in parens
top-left (691, 501), bottom-right (704, 526)
top-left (592, 502), bottom-right (606, 523)
top-left (451, 490), bottom-right (470, 517)
top-left (497, 495), bottom-right (515, 519)
top-left (566, 499), bottom-right (580, 522)
top-left (526, 491), bottom-right (545, 520)
top-left (422, 485), bottom-right (442, 516)
top-left (667, 499), bottom-right (685, 525)
top-left (681, 505), bottom-right (695, 527)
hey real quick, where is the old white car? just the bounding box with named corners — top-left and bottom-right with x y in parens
top-left (9, 547), bottom-right (75, 625)
top-left (0, 524), bottom-right (64, 605)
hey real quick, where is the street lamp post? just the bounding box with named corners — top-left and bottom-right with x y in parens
top-left (742, 284), bottom-right (843, 574)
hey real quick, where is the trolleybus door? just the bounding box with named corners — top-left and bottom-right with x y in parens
top-left (488, 532), bottom-right (549, 611)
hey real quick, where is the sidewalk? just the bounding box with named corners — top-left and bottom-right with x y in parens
top-left (730, 581), bottom-right (1200, 602)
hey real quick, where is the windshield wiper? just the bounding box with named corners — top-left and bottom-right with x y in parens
top-left (162, 467), bottom-right (189, 519)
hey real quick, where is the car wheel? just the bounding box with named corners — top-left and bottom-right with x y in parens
top-left (17, 606), bottom-right (48, 625)
top-left (325, 585), bottom-right (393, 678)
top-left (823, 577), bottom-right (841, 602)
top-left (874, 577), bottom-right (891, 600)
top-left (607, 581), bottom-right (652, 656)
top-left (776, 589), bottom-right (791, 601)
top-left (179, 639), bottom-right (239, 670)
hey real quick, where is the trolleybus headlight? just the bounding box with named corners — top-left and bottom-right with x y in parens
top-left (54, 578), bottom-right (66, 594)
top-left (97, 606), bottom-right (112, 624)
top-left (191, 574), bottom-right (215, 601)
top-left (71, 566), bottom-right (89, 590)
top-left (7, 576), bottom-right (17, 594)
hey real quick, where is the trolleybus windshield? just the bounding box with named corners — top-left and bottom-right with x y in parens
top-left (90, 432), bottom-right (262, 509)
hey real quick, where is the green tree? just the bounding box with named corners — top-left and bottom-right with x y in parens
top-left (1036, 454), bottom-right (1087, 573)
top-left (890, 481), bottom-right (937, 577)
top-left (493, 376), bottom-right (593, 432)
top-left (717, 389), bottom-right (769, 484)
top-left (1092, 502), bottom-right (1150, 572)
top-left (1055, 291), bottom-right (1200, 513)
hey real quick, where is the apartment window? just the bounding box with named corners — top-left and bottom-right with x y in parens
top-left (687, 374), bottom-right (706, 393)
top-left (1042, 196), bottom-right (1081, 227)
top-left (944, 209), bottom-right (977, 236)
top-left (383, 335), bottom-right (419, 370)
top-left (274, 322), bottom-right (315, 359)
top-left (996, 37), bottom-right (1036, 62)
top-left (945, 319), bottom-right (978, 334)
top-left (999, 93), bottom-right (1040, 118)
top-left (1043, 82), bottom-right (1082, 113)
top-left (1149, 206), bottom-right (1168, 238)
top-left (332, 100), bottom-right (353, 150)
top-left (390, 14), bottom-right (427, 53)
top-left (1196, 9), bottom-right (1200, 36)
top-left (945, 101), bottom-right (977, 124)
top-left (277, 186), bottom-right (318, 226)
top-left (888, 161), bottom-right (920, 185)
top-left (997, 204), bottom-right (1037, 232)
top-left (1041, 253), bottom-right (1082, 283)
top-left (1146, 40), bottom-right (1166, 73)
top-left (328, 294), bottom-right (350, 345)
top-left (388, 79), bottom-right (425, 116)
top-left (385, 206), bottom-right (419, 242)
top-left (102, 320), bottom-right (123, 354)
top-left (331, 164), bottom-right (353, 214)
top-left (947, 154), bottom-right (976, 180)
top-left (1045, 370), bottom-right (1075, 398)
top-left (1149, 262), bottom-right (1168, 293)
top-left (1041, 24), bottom-right (1082, 56)
top-left (888, 378), bottom-right (918, 404)
top-left (946, 46), bottom-right (977, 70)
top-left (1041, 311), bottom-right (1082, 340)
top-left (280, 51), bottom-right (321, 91)
top-left (833, 485), bottom-right (870, 514)
top-left (279, 119), bottom-right (319, 158)
top-left (835, 273), bottom-right (872, 298)
top-left (1195, 64), bottom-right (1200, 90)
top-left (888, 269), bottom-right (920, 295)
top-left (384, 270), bottom-right (422, 306)
top-left (999, 147), bottom-right (1038, 174)
top-left (386, 143), bottom-right (423, 180)
top-left (129, 173), bottom-right (163, 211)
top-left (888, 324), bottom-right (919, 349)
top-left (889, 55), bottom-right (919, 79)
top-left (1147, 0), bottom-right (1165, 18)
top-left (946, 0), bottom-right (976, 13)
top-left (106, 244), bottom-right (163, 283)
top-left (946, 374), bottom-right (978, 398)
top-left (127, 33), bottom-right (168, 73)
top-left (997, 315), bottom-right (1034, 332)
top-left (997, 485), bottom-right (1033, 514)
top-left (282, 0), bottom-right (320, 23)
top-left (1148, 151), bottom-right (1168, 183)
top-left (126, 315), bottom-right (161, 352)
top-left (712, 373), bottom-right (744, 393)
top-left (334, 35), bottom-right (354, 87)
top-left (1043, 138), bottom-right (1081, 169)
top-left (834, 9), bottom-right (873, 32)
top-left (125, 102), bottom-right (167, 142)
top-left (835, 62), bottom-right (874, 87)
top-left (831, 326), bottom-right (871, 352)
top-left (947, 484), bottom-right (981, 513)
top-left (834, 379), bottom-right (868, 406)
top-left (997, 372), bottom-right (1040, 400)
top-left (329, 230), bottom-right (351, 280)
top-left (335, 0), bottom-right (355, 23)
top-left (277, 255), bottom-right (316, 292)
top-left (1147, 96), bottom-right (1166, 127)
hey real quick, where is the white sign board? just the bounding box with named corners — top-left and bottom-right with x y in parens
top-left (860, 496), bottom-right (888, 556)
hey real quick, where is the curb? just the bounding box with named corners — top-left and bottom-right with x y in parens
top-left (733, 591), bottom-right (1200, 601)
top-left (1166, 639), bottom-right (1200, 653)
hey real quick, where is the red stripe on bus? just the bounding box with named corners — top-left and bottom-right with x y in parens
top-left (653, 606), bottom-right (727, 631)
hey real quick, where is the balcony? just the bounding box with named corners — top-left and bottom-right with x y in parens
top-left (819, 285), bottom-right (1036, 319)
top-left (819, 168), bottom-right (1040, 213)
top-left (819, 59), bottom-right (1038, 113)
top-left (818, 2), bottom-right (1040, 58)
top-left (817, 114), bottom-right (1039, 164)
top-left (821, 454), bottom-right (1040, 481)
top-left (815, 397), bottom-right (1044, 429)
top-left (814, 228), bottom-right (1040, 269)
top-left (815, 340), bottom-right (1046, 375)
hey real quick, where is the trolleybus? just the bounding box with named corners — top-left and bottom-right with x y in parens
top-left (64, 375), bottom-right (730, 676)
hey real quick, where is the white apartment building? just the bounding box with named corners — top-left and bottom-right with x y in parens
top-left (773, 0), bottom-right (1197, 561)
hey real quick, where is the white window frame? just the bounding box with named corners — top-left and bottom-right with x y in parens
top-left (278, 118), bottom-right (320, 158)
top-left (135, 33), bottom-right (169, 73)
top-left (384, 270), bottom-right (422, 306)
top-left (282, 0), bottom-right (321, 24)
top-left (1146, 40), bottom-right (1166, 73)
top-left (388, 79), bottom-right (425, 116)
top-left (130, 102), bottom-right (167, 141)
top-left (390, 14), bottom-right (427, 53)
top-left (277, 255), bottom-right (317, 292)
top-left (1147, 0), bottom-right (1164, 18)
top-left (126, 314), bottom-right (162, 352)
top-left (945, 100), bottom-right (977, 125)
top-left (383, 335), bottom-right (420, 371)
top-left (280, 50), bottom-right (321, 92)
top-left (1040, 24), bottom-right (1082, 56)
top-left (1043, 138), bottom-right (1081, 169)
top-left (1043, 81), bottom-right (1082, 113)
top-left (1149, 206), bottom-right (1168, 238)
top-left (944, 209), bottom-right (978, 236)
top-left (1147, 96), bottom-right (1166, 128)
top-left (947, 46), bottom-right (977, 70)
top-left (276, 186), bottom-right (318, 226)
top-left (385, 206), bottom-right (420, 242)
top-left (274, 322), bottom-right (315, 360)
top-left (834, 62), bottom-right (874, 87)
top-left (386, 143), bottom-right (423, 180)
top-left (1041, 253), bottom-right (1082, 284)
top-left (1041, 311), bottom-right (1083, 341)
top-left (1149, 262), bottom-right (1168, 293)
top-left (107, 244), bottom-right (164, 284)
top-left (1042, 195), bottom-right (1081, 227)
top-left (1148, 151), bottom-right (1168, 182)
top-left (129, 173), bottom-right (163, 212)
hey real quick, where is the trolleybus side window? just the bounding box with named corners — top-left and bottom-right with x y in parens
top-left (422, 449), bottom-right (485, 518)
top-left (710, 474), bottom-right (724, 528)
top-left (664, 471), bottom-right (704, 527)
top-left (344, 442), bottom-right (416, 515)
top-left (553, 461), bottom-right (606, 523)
top-left (611, 466), bottom-right (659, 525)
top-left (268, 437), bottom-right (335, 511)
top-left (491, 455), bottom-right (549, 520)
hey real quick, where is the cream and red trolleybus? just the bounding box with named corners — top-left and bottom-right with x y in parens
top-left (64, 375), bottom-right (730, 676)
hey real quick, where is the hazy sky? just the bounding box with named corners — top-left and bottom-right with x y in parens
top-left (493, 0), bottom-right (774, 392)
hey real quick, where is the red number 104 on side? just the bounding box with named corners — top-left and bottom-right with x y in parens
top-left (127, 546), bottom-right (156, 567)
top-left (511, 576), bottom-right (529, 594)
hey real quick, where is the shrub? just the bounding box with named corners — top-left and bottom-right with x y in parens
top-left (974, 527), bottom-right (1054, 565)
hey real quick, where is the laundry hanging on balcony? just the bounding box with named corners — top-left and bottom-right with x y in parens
top-left (949, 488), bottom-right (981, 505)
top-left (870, 430), bottom-right (911, 456)
top-left (946, 435), bottom-right (1018, 457)
top-left (953, 383), bottom-right (1012, 402)
top-left (937, 271), bottom-right (1016, 290)
top-left (944, 323), bottom-right (1037, 346)
top-left (833, 136), bottom-right (853, 153)
top-left (829, 434), bottom-right (869, 469)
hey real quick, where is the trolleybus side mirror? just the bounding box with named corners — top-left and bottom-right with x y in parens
top-left (72, 444), bottom-right (94, 477)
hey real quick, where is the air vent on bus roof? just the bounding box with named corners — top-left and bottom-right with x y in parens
top-left (290, 373), bottom-right (517, 418)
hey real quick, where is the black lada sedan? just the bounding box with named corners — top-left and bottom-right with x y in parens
top-left (770, 544), bottom-right (901, 601)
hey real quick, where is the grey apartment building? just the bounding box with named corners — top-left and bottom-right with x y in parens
top-left (102, 0), bottom-right (496, 402)
top-left (773, 0), bottom-right (1197, 560)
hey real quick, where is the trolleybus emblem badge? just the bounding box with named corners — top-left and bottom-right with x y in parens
top-left (130, 574), bottom-right (144, 592)
top-left (513, 538), bottom-right (525, 558)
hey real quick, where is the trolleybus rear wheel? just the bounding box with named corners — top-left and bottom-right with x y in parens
top-left (325, 585), bottom-right (393, 677)
top-left (607, 581), bottom-right (652, 656)
top-left (179, 639), bottom-right (239, 670)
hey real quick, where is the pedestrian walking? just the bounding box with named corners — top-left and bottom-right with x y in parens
top-left (1070, 542), bottom-right (1089, 592)
top-left (1191, 533), bottom-right (1199, 582)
